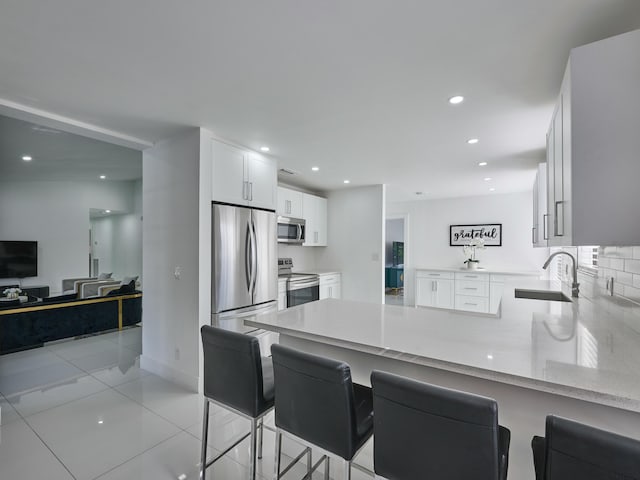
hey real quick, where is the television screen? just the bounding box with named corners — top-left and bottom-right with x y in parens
top-left (0, 241), bottom-right (38, 279)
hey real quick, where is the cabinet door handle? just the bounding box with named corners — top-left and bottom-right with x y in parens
top-left (464, 287), bottom-right (478, 291)
top-left (554, 201), bottom-right (565, 236)
top-left (464, 302), bottom-right (478, 306)
top-left (314, 231), bottom-right (318, 243)
top-left (532, 227), bottom-right (536, 244)
top-left (249, 182), bottom-right (253, 201)
top-left (243, 181), bottom-right (248, 200)
top-left (465, 275), bottom-right (478, 278)
top-left (543, 214), bottom-right (549, 240)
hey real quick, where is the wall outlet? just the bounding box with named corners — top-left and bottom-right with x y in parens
top-left (174, 266), bottom-right (182, 279)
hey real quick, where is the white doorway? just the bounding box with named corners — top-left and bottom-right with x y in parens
top-left (385, 215), bottom-right (408, 305)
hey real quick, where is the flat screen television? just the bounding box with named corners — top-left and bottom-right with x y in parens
top-left (0, 241), bottom-right (38, 279)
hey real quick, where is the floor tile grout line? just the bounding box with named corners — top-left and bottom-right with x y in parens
top-left (89, 428), bottom-right (188, 480)
top-left (21, 411), bottom-right (79, 480)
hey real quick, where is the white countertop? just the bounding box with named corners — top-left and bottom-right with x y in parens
top-left (246, 279), bottom-right (640, 412)
top-left (416, 266), bottom-right (542, 276)
top-left (293, 270), bottom-right (341, 276)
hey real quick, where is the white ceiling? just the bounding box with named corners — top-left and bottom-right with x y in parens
top-left (1, 1), bottom-right (639, 201)
top-left (0, 115), bottom-right (141, 181)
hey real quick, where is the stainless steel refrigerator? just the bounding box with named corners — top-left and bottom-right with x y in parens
top-left (211, 203), bottom-right (277, 332)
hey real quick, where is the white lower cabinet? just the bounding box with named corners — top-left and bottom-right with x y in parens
top-left (319, 273), bottom-right (341, 300)
top-left (417, 270), bottom-right (540, 314)
top-left (278, 279), bottom-right (287, 311)
top-left (415, 271), bottom-right (455, 309)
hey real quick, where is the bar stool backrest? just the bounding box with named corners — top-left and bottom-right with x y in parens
top-left (271, 344), bottom-right (359, 460)
top-left (543, 416), bottom-right (640, 479)
top-left (371, 370), bottom-right (501, 480)
top-left (200, 325), bottom-right (266, 418)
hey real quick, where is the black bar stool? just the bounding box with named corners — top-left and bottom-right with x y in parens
top-left (200, 325), bottom-right (275, 480)
top-left (371, 370), bottom-right (510, 480)
top-left (271, 344), bottom-right (374, 480)
top-left (532, 415), bottom-right (640, 479)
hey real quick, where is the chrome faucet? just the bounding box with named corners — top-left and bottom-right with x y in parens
top-left (543, 251), bottom-right (579, 298)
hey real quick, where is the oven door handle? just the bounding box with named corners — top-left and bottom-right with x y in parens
top-left (288, 280), bottom-right (320, 291)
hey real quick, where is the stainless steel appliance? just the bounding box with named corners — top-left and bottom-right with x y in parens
top-left (212, 203), bottom-right (277, 332)
top-left (278, 258), bottom-right (319, 307)
top-left (277, 216), bottom-right (306, 245)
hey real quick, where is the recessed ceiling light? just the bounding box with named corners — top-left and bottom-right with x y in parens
top-left (489, 188), bottom-right (496, 192)
top-left (484, 177), bottom-right (492, 181)
top-left (343, 180), bottom-right (350, 184)
top-left (478, 162), bottom-right (488, 167)
top-left (487, 354), bottom-right (493, 360)
top-left (22, 155), bottom-right (32, 161)
top-left (98, 420), bottom-right (104, 425)
top-left (260, 146), bottom-right (270, 152)
top-left (99, 175), bottom-right (106, 179)
top-left (105, 210), bottom-right (111, 213)
top-left (448, 95), bottom-right (464, 105)
top-left (311, 166), bottom-right (319, 172)
top-left (415, 191), bottom-right (424, 196)
top-left (467, 138), bottom-right (479, 144)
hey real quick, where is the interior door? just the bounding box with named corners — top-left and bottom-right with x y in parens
top-left (251, 209), bottom-right (277, 305)
top-left (212, 203), bottom-right (252, 313)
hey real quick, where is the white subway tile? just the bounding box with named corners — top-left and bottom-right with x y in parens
top-left (634, 247), bottom-right (640, 259)
top-left (603, 246), bottom-right (619, 257)
top-left (617, 247), bottom-right (634, 259)
top-left (634, 274), bottom-right (640, 289)
top-left (625, 259), bottom-right (640, 275)
top-left (617, 271), bottom-right (634, 286)
top-left (623, 284), bottom-right (640, 304)
top-left (609, 258), bottom-right (625, 271)
top-left (599, 257), bottom-right (610, 268)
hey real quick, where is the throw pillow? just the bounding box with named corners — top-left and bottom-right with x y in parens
top-left (120, 275), bottom-right (138, 287)
top-left (98, 272), bottom-right (113, 280)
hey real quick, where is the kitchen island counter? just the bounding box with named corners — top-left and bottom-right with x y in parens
top-left (247, 280), bottom-right (640, 479)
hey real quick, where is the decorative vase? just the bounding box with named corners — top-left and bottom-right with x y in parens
top-left (466, 261), bottom-right (479, 270)
top-left (7, 292), bottom-right (18, 299)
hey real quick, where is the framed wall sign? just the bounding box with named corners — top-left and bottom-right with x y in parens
top-left (450, 224), bottom-right (502, 246)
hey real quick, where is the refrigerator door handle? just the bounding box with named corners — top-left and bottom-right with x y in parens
top-left (245, 221), bottom-right (252, 296)
top-left (250, 216), bottom-right (258, 300)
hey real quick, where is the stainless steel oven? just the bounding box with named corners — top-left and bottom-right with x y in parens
top-left (277, 216), bottom-right (305, 245)
top-left (278, 257), bottom-right (319, 308)
top-left (287, 274), bottom-right (320, 307)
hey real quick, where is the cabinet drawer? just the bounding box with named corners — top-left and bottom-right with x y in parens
top-left (455, 295), bottom-right (489, 313)
top-left (319, 274), bottom-right (340, 286)
top-left (416, 270), bottom-right (454, 280)
top-left (455, 272), bottom-right (489, 282)
top-left (455, 280), bottom-right (489, 297)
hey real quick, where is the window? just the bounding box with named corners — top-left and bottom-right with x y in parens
top-left (577, 246), bottom-right (599, 275)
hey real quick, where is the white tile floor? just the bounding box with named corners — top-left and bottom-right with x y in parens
top-left (0, 326), bottom-right (374, 480)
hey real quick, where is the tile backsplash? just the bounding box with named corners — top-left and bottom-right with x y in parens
top-left (597, 246), bottom-right (640, 304)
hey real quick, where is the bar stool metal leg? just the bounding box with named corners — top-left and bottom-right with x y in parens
top-left (274, 431), bottom-right (282, 480)
top-left (250, 419), bottom-right (258, 480)
top-left (324, 457), bottom-right (330, 480)
top-left (258, 418), bottom-right (264, 459)
top-left (200, 400), bottom-right (210, 480)
top-left (342, 459), bottom-right (351, 480)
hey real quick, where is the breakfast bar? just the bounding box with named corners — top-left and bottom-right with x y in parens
top-left (247, 279), bottom-right (640, 480)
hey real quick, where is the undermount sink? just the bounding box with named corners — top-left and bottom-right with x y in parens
top-left (514, 289), bottom-right (572, 302)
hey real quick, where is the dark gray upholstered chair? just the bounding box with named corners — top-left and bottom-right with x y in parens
top-left (200, 325), bottom-right (275, 480)
top-left (271, 344), bottom-right (374, 480)
top-left (532, 415), bottom-right (640, 480)
top-left (371, 370), bottom-right (510, 480)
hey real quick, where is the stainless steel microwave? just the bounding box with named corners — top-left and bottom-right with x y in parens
top-left (277, 216), bottom-right (305, 244)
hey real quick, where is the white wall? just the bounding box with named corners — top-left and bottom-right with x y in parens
top-left (90, 181), bottom-right (142, 283)
top-left (142, 128), bottom-right (203, 391)
top-left (317, 185), bottom-right (386, 304)
top-left (0, 180), bottom-right (137, 293)
top-left (387, 191), bottom-right (549, 305)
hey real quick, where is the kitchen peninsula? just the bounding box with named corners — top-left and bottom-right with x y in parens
top-left (247, 280), bottom-right (640, 480)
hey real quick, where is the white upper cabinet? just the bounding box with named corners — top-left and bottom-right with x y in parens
top-left (212, 140), bottom-right (277, 211)
top-left (277, 187), bottom-right (303, 218)
top-left (532, 163), bottom-right (548, 247)
top-left (545, 29), bottom-right (640, 246)
top-left (302, 193), bottom-right (327, 246)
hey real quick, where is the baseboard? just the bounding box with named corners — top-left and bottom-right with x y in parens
top-left (140, 354), bottom-right (199, 392)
